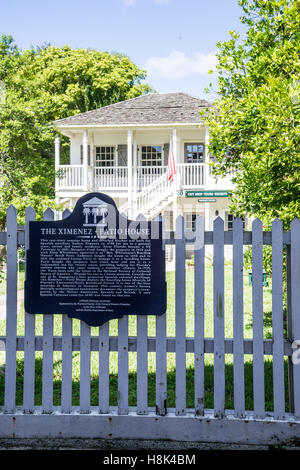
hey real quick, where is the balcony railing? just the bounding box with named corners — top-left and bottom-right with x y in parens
top-left (57, 165), bottom-right (84, 189)
top-left (94, 167), bottom-right (128, 189)
top-left (137, 166), bottom-right (167, 188)
top-left (177, 163), bottom-right (205, 187)
top-left (56, 163), bottom-right (233, 192)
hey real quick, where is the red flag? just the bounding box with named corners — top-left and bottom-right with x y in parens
top-left (167, 138), bottom-right (176, 182)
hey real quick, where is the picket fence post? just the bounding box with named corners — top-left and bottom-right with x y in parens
top-left (61, 209), bottom-right (73, 414)
top-left (291, 218), bottom-right (300, 419)
top-left (194, 216), bottom-right (205, 416)
top-left (42, 208), bottom-right (54, 414)
top-left (233, 217), bottom-right (245, 418)
top-left (4, 205), bottom-right (18, 414)
top-left (155, 214), bottom-right (167, 416)
top-left (213, 217), bottom-right (225, 418)
top-left (175, 215), bottom-right (186, 416)
top-left (252, 218), bottom-right (265, 419)
top-left (23, 207), bottom-right (36, 413)
top-left (136, 214), bottom-right (148, 415)
top-left (272, 218), bottom-right (285, 419)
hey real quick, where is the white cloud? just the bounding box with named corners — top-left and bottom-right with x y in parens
top-left (145, 50), bottom-right (217, 79)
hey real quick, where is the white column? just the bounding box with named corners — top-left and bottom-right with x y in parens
top-left (90, 133), bottom-right (94, 190)
top-left (82, 129), bottom-right (89, 191)
top-left (205, 127), bottom-right (210, 187)
top-left (204, 202), bottom-right (210, 231)
top-left (54, 136), bottom-right (60, 195)
top-left (133, 139), bottom-right (138, 203)
top-left (172, 128), bottom-right (178, 226)
top-left (127, 129), bottom-right (133, 217)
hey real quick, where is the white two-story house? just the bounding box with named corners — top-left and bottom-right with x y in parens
top-left (53, 92), bottom-right (235, 241)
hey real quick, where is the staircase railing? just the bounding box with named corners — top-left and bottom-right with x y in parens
top-left (119, 171), bottom-right (173, 218)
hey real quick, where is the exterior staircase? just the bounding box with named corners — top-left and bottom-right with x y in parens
top-left (119, 172), bottom-right (174, 220)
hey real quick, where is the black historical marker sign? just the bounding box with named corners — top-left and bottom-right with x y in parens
top-left (25, 193), bottom-right (166, 326)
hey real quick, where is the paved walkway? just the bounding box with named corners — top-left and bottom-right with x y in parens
top-left (0, 438), bottom-right (278, 450)
top-left (0, 289), bottom-right (24, 320)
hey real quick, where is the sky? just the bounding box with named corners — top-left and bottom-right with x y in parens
top-left (0, 0), bottom-right (247, 101)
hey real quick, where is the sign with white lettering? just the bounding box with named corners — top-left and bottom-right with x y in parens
top-left (25, 193), bottom-right (166, 326)
top-left (186, 190), bottom-right (230, 198)
top-left (197, 198), bottom-right (216, 203)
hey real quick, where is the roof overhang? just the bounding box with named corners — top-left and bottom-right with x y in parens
top-left (55, 122), bottom-right (204, 130)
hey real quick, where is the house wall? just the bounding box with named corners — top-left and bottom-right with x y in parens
top-left (69, 127), bottom-right (207, 166)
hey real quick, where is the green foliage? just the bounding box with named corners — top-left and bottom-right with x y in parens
top-left (243, 245), bottom-right (273, 274)
top-left (243, 243), bottom-right (287, 312)
top-left (203, 0), bottom-right (300, 228)
top-left (0, 36), bottom-right (152, 227)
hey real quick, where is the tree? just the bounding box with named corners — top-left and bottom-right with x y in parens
top-left (0, 36), bottom-right (152, 227)
top-left (203, 0), bottom-right (300, 227)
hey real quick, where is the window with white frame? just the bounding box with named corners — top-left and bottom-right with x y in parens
top-left (184, 143), bottom-right (204, 163)
top-left (185, 213), bottom-right (205, 232)
top-left (225, 212), bottom-right (246, 231)
top-left (80, 145), bottom-right (91, 165)
top-left (141, 146), bottom-right (162, 166)
top-left (95, 146), bottom-right (115, 167)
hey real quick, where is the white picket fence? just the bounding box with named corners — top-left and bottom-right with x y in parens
top-left (0, 205), bottom-right (300, 445)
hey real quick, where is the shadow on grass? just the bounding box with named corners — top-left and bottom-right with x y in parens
top-left (245, 310), bottom-right (288, 339)
top-left (0, 356), bottom-right (290, 413)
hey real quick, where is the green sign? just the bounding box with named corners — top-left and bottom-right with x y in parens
top-left (186, 190), bottom-right (230, 198)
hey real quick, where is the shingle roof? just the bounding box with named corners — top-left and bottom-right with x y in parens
top-left (53, 92), bottom-right (211, 127)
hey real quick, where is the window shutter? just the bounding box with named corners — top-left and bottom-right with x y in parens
top-left (117, 145), bottom-right (128, 166)
top-left (163, 143), bottom-right (169, 166)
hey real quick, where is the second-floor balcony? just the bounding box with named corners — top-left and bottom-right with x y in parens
top-left (56, 162), bottom-right (232, 192)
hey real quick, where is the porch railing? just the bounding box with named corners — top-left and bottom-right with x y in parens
top-left (137, 165), bottom-right (167, 188)
top-left (57, 165), bottom-right (84, 189)
top-left (56, 163), bottom-right (227, 191)
top-left (177, 163), bottom-right (205, 187)
top-left (94, 166), bottom-right (128, 189)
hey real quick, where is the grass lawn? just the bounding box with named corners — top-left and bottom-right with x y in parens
top-left (0, 264), bottom-right (290, 412)
top-left (0, 271), bottom-right (25, 296)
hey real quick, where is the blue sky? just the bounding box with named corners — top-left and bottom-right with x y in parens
top-left (0, 0), bottom-right (246, 100)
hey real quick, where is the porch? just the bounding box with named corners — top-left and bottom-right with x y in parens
top-left (54, 126), bottom-right (234, 205)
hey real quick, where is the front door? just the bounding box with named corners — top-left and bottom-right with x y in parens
top-left (184, 143), bottom-right (204, 163)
